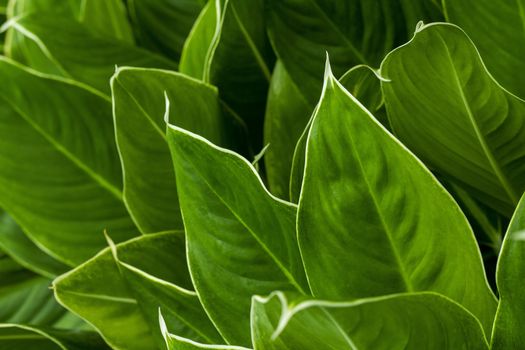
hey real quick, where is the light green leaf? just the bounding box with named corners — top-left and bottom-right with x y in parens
top-left (0, 324), bottom-right (108, 350)
top-left (289, 66), bottom-right (386, 203)
top-left (6, 0), bottom-right (133, 43)
top-left (127, 0), bottom-right (205, 60)
top-left (111, 67), bottom-right (243, 233)
top-left (0, 209), bottom-right (68, 278)
top-left (160, 313), bottom-right (251, 350)
top-left (0, 58), bottom-right (138, 265)
top-left (263, 61), bottom-right (311, 199)
top-left (491, 194), bottom-right (525, 349)
top-left (166, 125), bottom-right (309, 346)
top-left (3, 14), bottom-right (175, 94)
top-left (54, 232), bottom-right (220, 350)
top-left (444, 0), bottom-right (525, 98)
top-left (266, 0), bottom-right (442, 103)
top-left (178, 0), bottom-right (217, 79)
top-left (251, 291), bottom-right (489, 349)
top-left (181, 0), bottom-right (273, 144)
top-left (380, 23), bottom-right (525, 217)
top-left (297, 59), bottom-right (496, 334)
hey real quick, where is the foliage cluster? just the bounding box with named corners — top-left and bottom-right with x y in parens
top-left (0, 0), bottom-right (523, 349)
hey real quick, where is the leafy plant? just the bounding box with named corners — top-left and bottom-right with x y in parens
top-left (0, 0), bottom-right (523, 349)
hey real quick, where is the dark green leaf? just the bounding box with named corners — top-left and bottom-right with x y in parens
top-left (263, 61), bottom-right (311, 199)
top-left (181, 0), bottom-right (274, 146)
top-left (127, 0), bottom-right (205, 60)
top-left (0, 209), bottom-right (68, 278)
top-left (3, 14), bottom-right (175, 94)
top-left (0, 324), bottom-right (109, 350)
top-left (266, 0), bottom-right (442, 103)
top-left (6, 0), bottom-right (133, 43)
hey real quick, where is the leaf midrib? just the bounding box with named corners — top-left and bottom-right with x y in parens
top-left (229, 2), bottom-right (271, 82)
top-left (114, 78), bottom-right (167, 141)
top-left (179, 147), bottom-right (306, 294)
top-left (2, 96), bottom-right (124, 201)
top-left (437, 32), bottom-right (518, 205)
top-left (305, 0), bottom-right (369, 65)
top-left (341, 107), bottom-right (414, 293)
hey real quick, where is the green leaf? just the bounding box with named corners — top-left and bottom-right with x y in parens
top-left (127, 0), bottom-right (205, 60)
top-left (0, 324), bottom-right (109, 350)
top-left (0, 58), bottom-right (138, 265)
top-left (251, 291), bottom-right (489, 349)
top-left (266, 0), bottom-right (442, 103)
top-left (491, 193), bottom-right (525, 349)
top-left (444, 0), bottom-right (525, 98)
top-left (339, 65), bottom-right (386, 127)
top-left (380, 23), bottom-right (525, 217)
top-left (181, 0), bottom-right (274, 145)
top-left (6, 0), bottom-right (134, 43)
top-left (289, 66), bottom-right (386, 203)
top-left (54, 232), bottom-right (220, 350)
top-left (3, 14), bottom-right (175, 94)
top-left (160, 313), bottom-right (251, 350)
top-left (263, 61), bottom-right (311, 199)
top-left (0, 254), bottom-right (69, 326)
top-left (111, 67), bottom-right (242, 233)
top-left (297, 59), bottom-right (496, 334)
top-left (166, 125), bottom-right (309, 346)
top-left (0, 209), bottom-right (68, 278)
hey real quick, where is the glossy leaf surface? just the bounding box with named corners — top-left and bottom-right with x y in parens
top-left (266, 0), bottom-right (442, 103)
top-left (444, 0), bottom-right (525, 98)
top-left (112, 67), bottom-right (238, 233)
top-left (54, 233), bottom-right (219, 350)
top-left (0, 58), bottom-right (137, 265)
top-left (167, 125), bottom-right (308, 346)
top-left (251, 292), bottom-right (489, 350)
top-left (297, 60), bottom-right (496, 333)
top-left (381, 23), bottom-right (525, 216)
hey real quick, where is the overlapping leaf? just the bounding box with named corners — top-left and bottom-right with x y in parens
top-left (381, 23), bottom-right (525, 216)
top-left (0, 324), bottom-right (108, 350)
top-left (266, 0), bottom-right (442, 103)
top-left (166, 125), bottom-right (308, 346)
top-left (0, 58), bottom-right (138, 265)
top-left (445, 0), bottom-right (525, 98)
top-left (181, 0), bottom-right (274, 145)
top-left (251, 292), bottom-right (489, 349)
top-left (297, 60), bottom-right (496, 333)
top-left (2, 14), bottom-right (175, 94)
top-left (6, 0), bottom-right (133, 43)
top-left (491, 194), bottom-right (525, 349)
top-left (0, 209), bottom-right (67, 278)
top-left (111, 67), bottom-right (244, 233)
top-left (54, 233), bottom-right (220, 350)
top-left (127, 0), bottom-right (205, 60)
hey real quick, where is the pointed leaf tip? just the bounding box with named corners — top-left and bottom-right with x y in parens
top-left (104, 230), bottom-right (119, 261)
